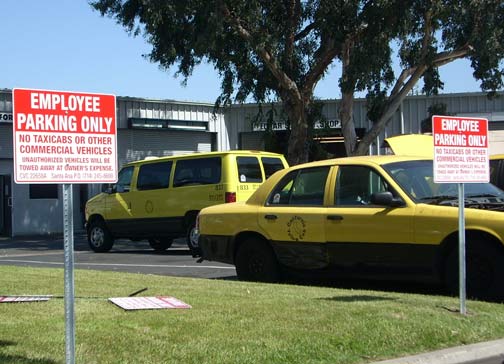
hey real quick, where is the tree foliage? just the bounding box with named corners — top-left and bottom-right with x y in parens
top-left (91, 0), bottom-right (504, 164)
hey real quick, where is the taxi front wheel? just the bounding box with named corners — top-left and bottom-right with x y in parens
top-left (235, 238), bottom-right (280, 283)
top-left (88, 220), bottom-right (114, 253)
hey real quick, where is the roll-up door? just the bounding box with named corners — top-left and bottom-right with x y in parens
top-left (240, 132), bottom-right (265, 150)
top-left (117, 129), bottom-right (214, 167)
top-left (0, 125), bottom-right (13, 159)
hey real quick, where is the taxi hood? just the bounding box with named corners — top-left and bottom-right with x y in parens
top-left (384, 134), bottom-right (433, 158)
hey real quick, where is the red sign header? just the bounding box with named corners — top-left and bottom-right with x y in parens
top-left (13, 89), bottom-right (116, 134)
top-left (432, 116), bottom-right (488, 148)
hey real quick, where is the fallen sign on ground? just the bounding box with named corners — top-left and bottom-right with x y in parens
top-left (0, 295), bottom-right (52, 303)
top-left (109, 296), bottom-right (192, 311)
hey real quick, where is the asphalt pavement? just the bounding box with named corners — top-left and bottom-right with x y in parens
top-left (0, 233), bottom-right (236, 279)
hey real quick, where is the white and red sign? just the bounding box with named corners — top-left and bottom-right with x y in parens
top-left (13, 88), bottom-right (117, 184)
top-left (0, 295), bottom-right (52, 303)
top-left (108, 296), bottom-right (192, 311)
top-left (433, 115), bottom-right (489, 183)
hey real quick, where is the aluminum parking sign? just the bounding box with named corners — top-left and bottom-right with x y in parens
top-left (13, 88), bottom-right (117, 184)
top-left (432, 115), bottom-right (489, 183)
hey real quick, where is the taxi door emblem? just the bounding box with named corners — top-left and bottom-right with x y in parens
top-left (287, 216), bottom-right (306, 241)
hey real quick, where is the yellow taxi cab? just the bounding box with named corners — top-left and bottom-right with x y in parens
top-left (85, 150), bottom-right (288, 254)
top-left (197, 154), bottom-right (504, 301)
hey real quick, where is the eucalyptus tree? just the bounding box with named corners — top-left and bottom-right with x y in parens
top-left (91, 0), bottom-right (504, 162)
top-left (91, 0), bottom-right (405, 163)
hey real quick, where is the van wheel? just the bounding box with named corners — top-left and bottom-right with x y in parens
top-left (186, 221), bottom-right (199, 252)
top-left (148, 238), bottom-right (173, 252)
top-left (88, 221), bottom-right (114, 252)
top-left (235, 238), bottom-right (280, 283)
top-left (444, 240), bottom-right (504, 301)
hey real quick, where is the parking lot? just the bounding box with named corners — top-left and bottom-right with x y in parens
top-left (0, 234), bottom-right (236, 280)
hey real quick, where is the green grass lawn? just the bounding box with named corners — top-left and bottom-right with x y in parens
top-left (1, 266), bottom-right (504, 364)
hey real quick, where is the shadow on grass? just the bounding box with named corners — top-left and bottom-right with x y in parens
top-left (0, 342), bottom-right (57, 364)
top-left (0, 353), bottom-right (57, 364)
top-left (0, 340), bottom-right (15, 347)
top-left (319, 295), bottom-right (398, 303)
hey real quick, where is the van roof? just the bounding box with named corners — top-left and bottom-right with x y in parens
top-left (127, 150), bottom-right (286, 165)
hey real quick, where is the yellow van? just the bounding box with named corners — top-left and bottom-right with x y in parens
top-left (85, 150), bottom-right (288, 253)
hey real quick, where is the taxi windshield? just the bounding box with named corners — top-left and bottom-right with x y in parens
top-left (382, 160), bottom-right (504, 203)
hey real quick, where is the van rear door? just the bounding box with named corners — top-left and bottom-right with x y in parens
top-left (235, 155), bottom-right (287, 201)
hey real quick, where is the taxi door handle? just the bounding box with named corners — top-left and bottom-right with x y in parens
top-left (327, 215), bottom-right (343, 221)
top-left (264, 214), bottom-right (278, 220)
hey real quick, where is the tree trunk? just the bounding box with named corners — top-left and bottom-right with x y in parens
top-left (339, 39), bottom-right (358, 156)
top-left (339, 91), bottom-right (357, 156)
top-left (283, 95), bottom-right (309, 166)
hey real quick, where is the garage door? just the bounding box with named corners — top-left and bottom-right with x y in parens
top-left (117, 129), bottom-right (215, 167)
top-left (240, 132), bottom-right (265, 150)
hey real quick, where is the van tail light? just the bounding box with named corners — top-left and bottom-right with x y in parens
top-left (225, 192), bottom-right (236, 203)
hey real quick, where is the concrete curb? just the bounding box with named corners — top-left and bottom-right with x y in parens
top-left (372, 339), bottom-right (504, 364)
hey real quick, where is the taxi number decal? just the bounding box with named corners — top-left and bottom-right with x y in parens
top-left (209, 193), bottom-right (223, 201)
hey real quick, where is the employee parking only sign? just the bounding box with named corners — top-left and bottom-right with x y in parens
top-left (432, 115), bottom-right (489, 183)
top-left (13, 88), bottom-right (117, 183)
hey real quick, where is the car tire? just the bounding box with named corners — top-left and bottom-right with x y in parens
top-left (148, 238), bottom-right (173, 252)
top-left (443, 239), bottom-right (504, 301)
top-left (87, 220), bottom-right (114, 253)
top-left (235, 238), bottom-right (280, 283)
top-left (186, 220), bottom-right (200, 253)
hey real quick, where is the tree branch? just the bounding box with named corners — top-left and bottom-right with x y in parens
top-left (295, 22), bottom-right (316, 41)
top-left (285, 0), bottom-right (301, 72)
top-left (218, 1), bottom-right (301, 101)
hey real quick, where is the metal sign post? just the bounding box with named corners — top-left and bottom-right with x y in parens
top-left (457, 183), bottom-right (466, 315)
top-left (63, 184), bottom-right (75, 364)
top-left (12, 88), bottom-right (117, 364)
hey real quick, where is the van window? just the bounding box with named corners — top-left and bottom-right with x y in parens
top-left (237, 157), bottom-right (262, 183)
top-left (115, 166), bottom-right (134, 193)
top-left (261, 157), bottom-right (285, 179)
top-left (173, 157), bottom-right (222, 187)
top-left (137, 161), bottom-right (172, 191)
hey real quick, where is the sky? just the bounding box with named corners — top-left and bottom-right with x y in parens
top-left (2, 1), bottom-right (484, 104)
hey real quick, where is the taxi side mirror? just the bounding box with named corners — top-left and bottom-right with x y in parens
top-left (370, 191), bottom-right (405, 207)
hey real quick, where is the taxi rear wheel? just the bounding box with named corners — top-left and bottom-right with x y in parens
top-left (148, 238), bottom-right (173, 252)
top-left (87, 220), bottom-right (114, 252)
top-left (443, 240), bottom-right (504, 301)
top-left (235, 238), bottom-right (280, 283)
